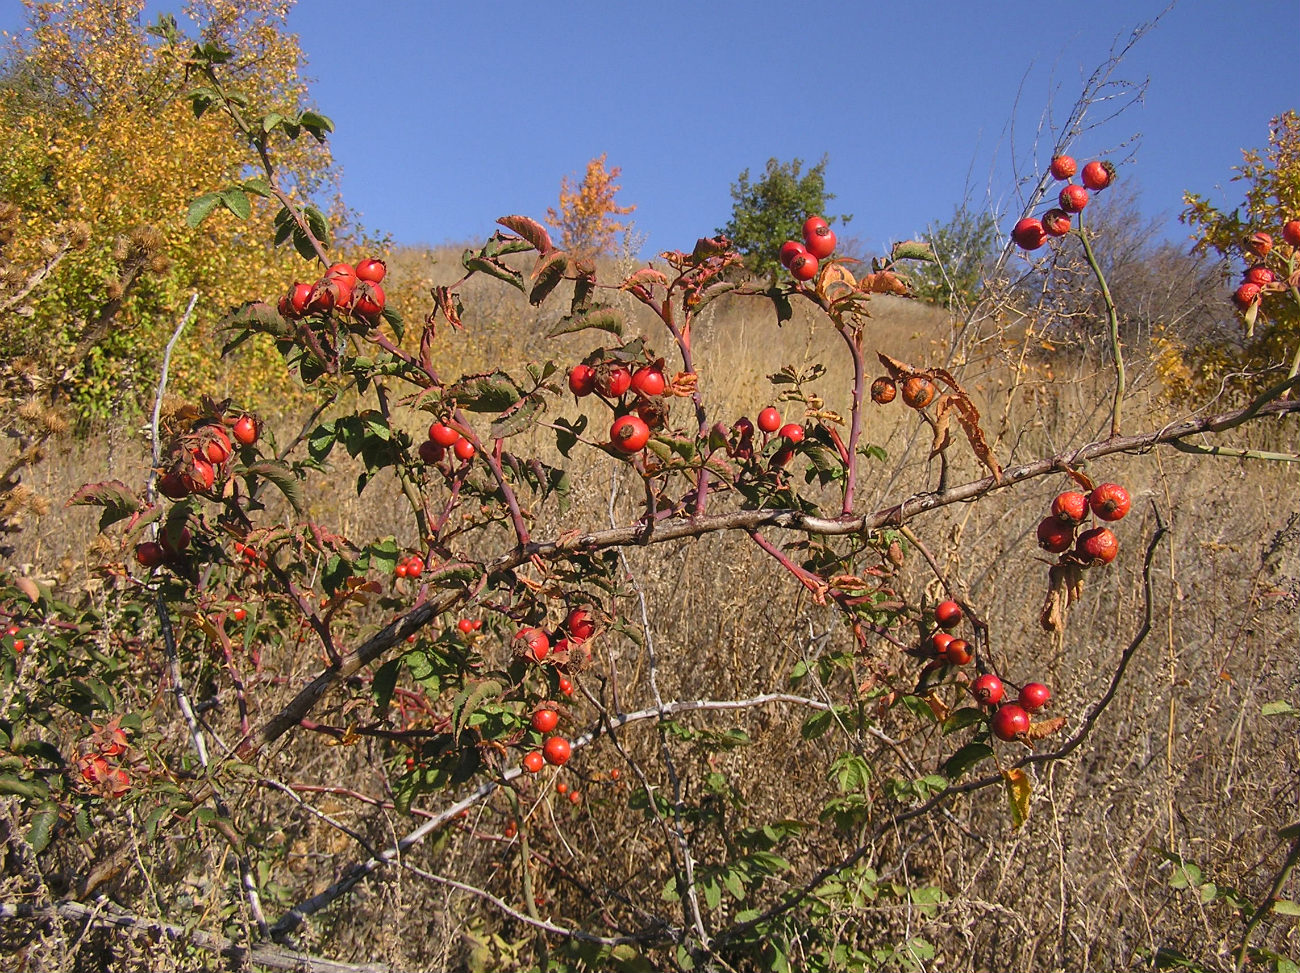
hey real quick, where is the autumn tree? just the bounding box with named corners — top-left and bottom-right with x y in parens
top-left (0, 0), bottom-right (340, 417)
top-left (1177, 110), bottom-right (1300, 399)
top-left (545, 153), bottom-right (636, 261)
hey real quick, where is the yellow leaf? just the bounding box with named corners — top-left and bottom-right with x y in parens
top-left (1003, 768), bottom-right (1031, 828)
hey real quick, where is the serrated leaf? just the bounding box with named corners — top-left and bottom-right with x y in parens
top-left (304, 206), bottom-right (330, 248)
top-left (186, 192), bottom-right (222, 228)
top-left (242, 177), bottom-right (273, 198)
top-left (218, 188), bottom-right (251, 220)
top-left (242, 461), bottom-right (305, 514)
top-left (497, 215), bottom-right (553, 253)
top-left (891, 239), bottom-right (936, 262)
top-left (373, 658), bottom-right (401, 718)
top-left (462, 251), bottom-right (525, 291)
top-left (529, 250), bottom-right (569, 306)
top-left (1003, 767), bottom-right (1031, 828)
top-left (547, 306), bottom-right (625, 338)
top-left (28, 801), bottom-right (57, 854)
top-left (67, 480), bottom-right (140, 531)
top-left (452, 679), bottom-right (502, 737)
top-left (941, 706), bottom-right (986, 735)
top-left (490, 393), bottom-right (544, 440)
top-left (448, 371), bottom-right (523, 412)
top-left (1272, 900), bottom-right (1300, 917)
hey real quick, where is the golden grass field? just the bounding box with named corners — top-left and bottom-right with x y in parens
top-left (6, 243), bottom-right (1300, 972)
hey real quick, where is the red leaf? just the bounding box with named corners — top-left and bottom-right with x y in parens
top-left (497, 215), bottom-right (553, 254)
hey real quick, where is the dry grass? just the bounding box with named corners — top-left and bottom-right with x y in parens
top-left (4, 247), bottom-right (1300, 973)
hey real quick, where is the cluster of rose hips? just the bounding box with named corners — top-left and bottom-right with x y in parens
top-left (277, 257), bottom-right (387, 320)
top-left (135, 414), bottom-right (259, 570)
top-left (777, 215), bottom-right (837, 281)
top-left (1035, 481), bottom-right (1130, 564)
top-left (4, 622), bottom-right (25, 655)
top-left (870, 374), bottom-right (935, 410)
top-left (421, 420), bottom-right (476, 465)
top-left (1012, 155), bottom-right (1115, 251)
top-left (513, 607), bottom-right (593, 672)
top-left (394, 553), bottom-right (425, 579)
top-left (567, 359), bottom-right (668, 455)
top-left (1230, 222), bottom-right (1300, 312)
top-left (719, 405), bottom-right (807, 470)
top-left (926, 600), bottom-right (1054, 743)
top-left (509, 608), bottom-right (594, 774)
top-left (75, 721), bottom-right (133, 800)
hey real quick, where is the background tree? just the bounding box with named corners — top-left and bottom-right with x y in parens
top-left (544, 153), bottom-right (636, 261)
top-left (0, 0), bottom-right (339, 419)
top-left (719, 155), bottom-right (850, 277)
top-left (908, 204), bottom-right (999, 311)
top-left (1179, 110), bottom-right (1300, 399)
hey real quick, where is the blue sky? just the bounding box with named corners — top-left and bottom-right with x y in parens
top-left (5, 1), bottom-right (1298, 257)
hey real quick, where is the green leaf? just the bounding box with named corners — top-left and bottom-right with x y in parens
top-left (451, 679), bottom-right (502, 737)
top-left (304, 206), bottom-right (331, 248)
top-left (800, 709), bottom-right (833, 740)
top-left (891, 239), bottom-right (936, 262)
top-left (1262, 700), bottom-right (1300, 717)
top-left (186, 192), bottom-right (222, 228)
top-left (241, 177), bottom-right (273, 198)
top-left (299, 111), bottom-right (335, 141)
top-left (1272, 899), bottom-right (1300, 917)
top-left (28, 801), bottom-right (58, 854)
top-left (241, 460), bottom-right (305, 514)
top-left (553, 416), bottom-right (587, 458)
top-left (219, 188), bottom-right (251, 220)
top-left (941, 706), bottom-right (986, 735)
top-left (943, 742), bottom-right (993, 780)
top-left (547, 306), bottom-right (625, 338)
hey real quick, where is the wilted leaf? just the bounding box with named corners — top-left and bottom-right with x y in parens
top-left (1026, 716), bottom-right (1067, 741)
top-left (1003, 767), bottom-right (1031, 828)
top-left (431, 286), bottom-right (464, 330)
top-left (462, 251), bottom-right (524, 292)
top-left (817, 262), bottom-right (858, 303)
top-left (859, 271), bottom-right (911, 296)
top-left (68, 480), bottom-right (140, 530)
top-left (1040, 561), bottom-right (1085, 634)
top-left (620, 267), bottom-right (669, 291)
top-left (529, 250), bottom-right (569, 306)
top-left (448, 371), bottom-right (523, 412)
top-left (490, 393), bottom-right (545, 439)
top-left (497, 215), bottom-right (553, 253)
top-left (929, 367), bottom-right (1002, 480)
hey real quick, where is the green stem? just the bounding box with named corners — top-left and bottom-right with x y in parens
top-left (1235, 832), bottom-right (1300, 973)
top-left (1078, 223), bottom-right (1125, 438)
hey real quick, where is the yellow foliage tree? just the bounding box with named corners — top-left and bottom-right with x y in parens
top-left (545, 154), bottom-right (636, 261)
top-left (0, 0), bottom-right (338, 417)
